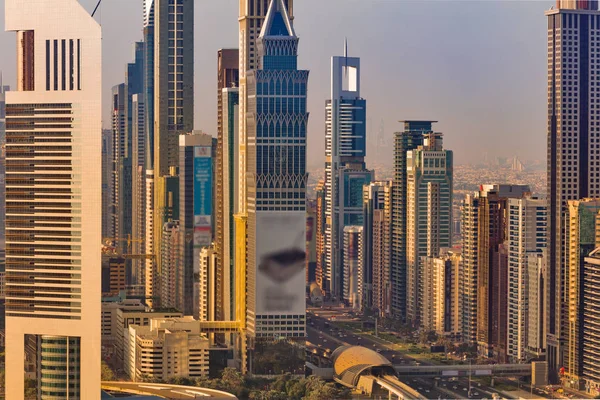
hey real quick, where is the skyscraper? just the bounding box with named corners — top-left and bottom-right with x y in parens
top-left (111, 83), bottom-right (128, 246)
top-left (179, 132), bottom-right (214, 317)
top-left (143, 0), bottom-right (156, 307)
top-left (342, 226), bottom-right (363, 309)
top-left (238, 0), bottom-right (293, 217)
top-left (315, 180), bottom-right (326, 290)
top-left (564, 199), bottom-right (600, 388)
top-left (244, 0), bottom-right (308, 341)
top-left (391, 121), bottom-right (433, 322)
top-left (4, 0), bottom-right (102, 397)
top-left (463, 185), bottom-right (531, 361)
top-left (0, 77), bottom-right (8, 296)
top-left (506, 196), bottom-right (547, 363)
top-left (152, 0), bottom-right (194, 304)
top-left (216, 49), bottom-right (239, 322)
top-left (405, 132), bottom-right (453, 326)
top-left (220, 86), bottom-right (239, 322)
top-left (323, 49), bottom-right (369, 298)
top-left (421, 250), bottom-right (461, 337)
top-left (527, 251), bottom-right (548, 359)
top-left (131, 93), bottom-right (146, 290)
top-left (363, 181), bottom-right (392, 314)
top-left (582, 248), bottom-right (600, 395)
top-left (546, 0), bottom-right (600, 375)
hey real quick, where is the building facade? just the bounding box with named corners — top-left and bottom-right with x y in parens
top-left (421, 250), bottom-right (461, 337)
top-left (216, 49), bottom-right (239, 323)
top-left (363, 181), bottom-right (392, 314)
top-left (545, 1), bottom-right (600, 375)
top-left (342, 226), bottom-right (363, 309)
top-left (126, 317), bottom-right (209, 381)
top-left (391, 121), bottom-right (433, 322)
top-left (405, 133), bottom-right (453, 326)
top-left (506, 196), bottom-right (547, 363)
top-left (220, 87), bottom-right (239, 323)
top-left (315, 180), bottom-right (326, 290)
top-left (131, 93), bottom-right (146, 290)
top-left (527, 251), bottom-right (548, 359)
top-left (245, 0), bottom-right (308, 340)
top-left (160, 221), bottom-right (183, 312)
top-left (4, 0), bottom-right (102, 396)
top-left (152, 0), bottom-right (194, 306)
top-left (199, 247), bottom-right (218, 322)
top-left (323, 51), bottom-right (368, 298)
top-left (179, 132), bottom-right (214, 317)
top-left (564, 199), bottom-right (600, 388)
top-left (583, 248), bottom-right (600, 395)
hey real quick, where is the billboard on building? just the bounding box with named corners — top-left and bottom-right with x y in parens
top-left (256, 212), bottom-right (306, 315)
top-left (194, 146), bottom-right (212, 248)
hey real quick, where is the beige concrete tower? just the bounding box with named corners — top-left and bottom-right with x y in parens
top-left (4, 0), bottom-right (102, 398)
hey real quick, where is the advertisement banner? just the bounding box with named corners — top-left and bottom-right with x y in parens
top-left (194, 146), bottom-right (212, 248)
top-left (256, 212), bottom-right (306, 315)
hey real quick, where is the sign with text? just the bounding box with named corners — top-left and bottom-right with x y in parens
top-left (194, 146), bottom-right (212, 248)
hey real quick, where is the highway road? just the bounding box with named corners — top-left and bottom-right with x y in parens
top-left (306, 310), bottom-right (534, 399)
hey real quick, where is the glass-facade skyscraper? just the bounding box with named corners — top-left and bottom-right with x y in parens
top-left (323, 51), bottom-right (370, 298)
top-left (245, 0), bottom-right (309, 340)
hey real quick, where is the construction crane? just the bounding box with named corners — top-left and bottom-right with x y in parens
top-left (102, 235), bottom-right (154, 260)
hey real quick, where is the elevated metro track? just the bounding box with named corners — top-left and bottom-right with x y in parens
top-left (393, 363), bottom-right (532, 378)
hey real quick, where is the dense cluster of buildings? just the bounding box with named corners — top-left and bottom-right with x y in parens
top-left (7, 0), bottom-right (600, 397)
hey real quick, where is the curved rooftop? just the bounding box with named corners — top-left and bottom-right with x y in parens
top-left (331, 346), bottom-right (396, 388)
top-left (102, 382), bottom-right (237, 399)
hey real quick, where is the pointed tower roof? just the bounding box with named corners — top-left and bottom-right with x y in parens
top-left (260, 0), bottom-right (296, 38)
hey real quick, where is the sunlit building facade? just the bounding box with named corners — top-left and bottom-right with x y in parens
top-left (4, 0), bottom-right (102, 397)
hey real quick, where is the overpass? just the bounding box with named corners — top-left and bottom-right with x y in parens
top-left (393, 363), bottom-right (532, 378)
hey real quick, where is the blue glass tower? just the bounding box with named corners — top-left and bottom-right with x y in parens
top-left (245, 0), bottom-right (309, 339)
top-left (323, 49), bottom-right (371, 298)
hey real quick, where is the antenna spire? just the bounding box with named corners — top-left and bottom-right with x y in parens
top-left (344, 37), bottom-right (348, 58)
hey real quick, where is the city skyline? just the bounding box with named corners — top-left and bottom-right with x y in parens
top-left (0, 0), bottom-right (552, 167)
top-left (1, 0), bottom-right (597, 397)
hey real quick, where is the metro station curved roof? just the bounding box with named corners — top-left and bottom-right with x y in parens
top-left (331, 345), bottom-right (395, 387)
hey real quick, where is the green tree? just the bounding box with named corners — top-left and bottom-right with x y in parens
top-left (219, 367), bottom-right (247, 398)
top-left (101, 360), bottom-right (115, 381)
top-left (250, 390), bottom-right (288, 400)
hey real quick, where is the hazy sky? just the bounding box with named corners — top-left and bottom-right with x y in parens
top-left (0, 0), bottom-right (552, 167)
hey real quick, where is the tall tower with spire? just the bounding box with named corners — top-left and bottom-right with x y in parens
top-left (244, 0), bottom-right (309, 344)
top-left (238, 0), bottom-right (293, 218)
top-left (322, 43), bottom-right (370, 299)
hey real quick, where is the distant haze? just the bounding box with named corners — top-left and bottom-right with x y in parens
top-left (0, 0), bottom-right (552, 167)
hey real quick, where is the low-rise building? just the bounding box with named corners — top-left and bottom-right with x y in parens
top-left (125, 317), bottom-right (210, 381)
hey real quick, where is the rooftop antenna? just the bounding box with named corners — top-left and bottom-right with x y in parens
top-left (92, 0), bottom-right (103, 18)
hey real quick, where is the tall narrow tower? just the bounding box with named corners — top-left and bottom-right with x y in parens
top-left (546, 0), bottom-right (600, 376)
top-left (405, 132), bottom-right (453, 326)
top-left (152, 0), bottom-right (194, 306)
top-left (323, 47), bottom-right (370, 298)
top-left (216, 49), bottom-right (239, 322)
top-left (245, 0), bottom-right (309, 341)
top-left (391, 121), bottom-right (433, 322)
top-left (4, 0), bottom-right (102, 397)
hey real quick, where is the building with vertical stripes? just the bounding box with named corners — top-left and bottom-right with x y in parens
top-left (4, 0), bottom-right (102, 396)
